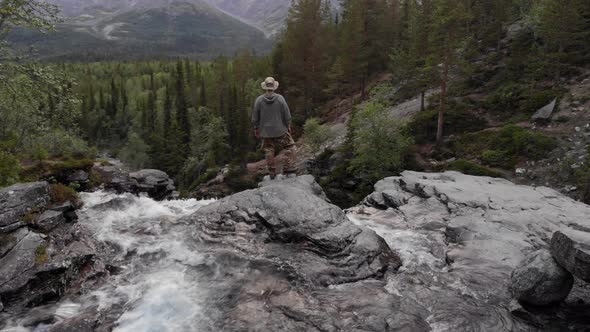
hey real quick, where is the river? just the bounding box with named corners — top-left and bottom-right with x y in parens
top-left (1, 191), bottom-right (215, 332)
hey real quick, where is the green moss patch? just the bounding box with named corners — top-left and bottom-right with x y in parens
top-left (35, 244), bottom-right (49, 265)
top-left (451, 125), bottom-right (557, 169)
top-left (50, 183), bottom-right (80, 205)
top-left (443, 159), bottom-right (504, 178)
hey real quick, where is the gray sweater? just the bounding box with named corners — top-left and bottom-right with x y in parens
top-left (252, 93), bottom-right (292, 138)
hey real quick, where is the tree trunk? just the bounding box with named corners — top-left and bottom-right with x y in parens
top-left (437, 47), bottom-right (450, 146)
top-left (420, 91), bottom-right (425, 112)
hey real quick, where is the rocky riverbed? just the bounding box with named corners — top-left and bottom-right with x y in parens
top-left (1, 171), bottom-right (590, 331)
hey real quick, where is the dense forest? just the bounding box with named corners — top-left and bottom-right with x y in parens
top-left (1, 0), bottom-right (590, 199)
top-left (67, 56), bottom-right (269, 189)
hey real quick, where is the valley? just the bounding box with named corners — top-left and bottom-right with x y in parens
top-left (8, 0), bottom-right (274, 60)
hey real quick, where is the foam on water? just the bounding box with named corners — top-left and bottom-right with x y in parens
top-left (1, 191), bottom-right (214, 332)
top-left (77, 191), bottom-right (215, 331)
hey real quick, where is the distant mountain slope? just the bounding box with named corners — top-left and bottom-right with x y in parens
top-left (205, 0), bottom-right (291, 37)
top-left (205, 0), bottom-right (340, 37)
top-left (8, 0), bottom-right (272, 61)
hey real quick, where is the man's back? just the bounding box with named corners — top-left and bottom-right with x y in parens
top-left (252, 93), bottom-right (292, 138)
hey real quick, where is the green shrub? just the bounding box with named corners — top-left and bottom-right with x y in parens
top-left (50, 159), bottom-right (95, 173)
top-left (497, 125), bottom-right (557, 160)
top-left (349, 103), bottom-right (413, 180)
top-left (484, 83), bottom-right (524, 112)
top-left (88, 168), bottom-right (105, 189)
top-left (0, 151), bottom-right (21, 187)
top-left (304, 117), bottom-right (333, 153)
top-left (446, 160), bottom-right (503, 178)
top-left (22, 211), bottom-right (39, 224)
top-left (0, 133), bottom-right (18, 153)
top-left (224, 167), bottom-right (258, 192)
top-left (481, 150), bottom-right (513, 168)
top-left (35, 244), bottom-right (49, 265)
top-left (519, 89), bottom-right (558, 114)
top-left (453, 125), bottom-right (557, 168)
top-left (118, 132), bottom-right (151, 170)
top-left (33, 130), bottom-right (97, 159)
top-left (188, 167), bottom-right (220, 190)
top-left (33, 146), bottom-right (49, 164)
top-left (409, 105), bottom-right (488, 143)
top-left (50, 183), bottom-right (80, 204)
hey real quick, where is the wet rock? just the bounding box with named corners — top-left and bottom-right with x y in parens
top-left (0, 230), bottom-right (102, 311)
top-left (0, 227), bottom-right (30, 258)
top-left (0, 182), bottom-right (50, 231)
top-left (0, 232), bottom-right (45, 297)
top-left (49, 201), bottom-right (79, 223)
top-left (91, 196), bottom-right (136, 211)
top-left (129, 169), bottom-right (176, 200)
top-left (67, 170), bottom-right (89, 183)
top-left (93, 165), bottom-right (176, 200)
top-left (551, 230), bottom-right (590, 282)
top-left (191, 178), bottom-right (400, 287)
top-left (50, 201), bottom-right (75, 212)
top-left (510, 249), bottom-right (574, 306)
top-left (33, 210), bottom-right (66, 233)
top-left (349, 171), bottom-right (590, 330)
top-left (0, 221), bottom-right (26, 235)
top-left (91, 164), bottom-right (134, 193)
top-left (259, 174), bottom-right (328, 200)
top-left (183, 177), bottom-right (402, 330)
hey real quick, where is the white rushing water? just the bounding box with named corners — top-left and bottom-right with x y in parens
top-left (81, 191), bottom-right (215, 332)
top-left (1, 191), bottom-right (215, 332)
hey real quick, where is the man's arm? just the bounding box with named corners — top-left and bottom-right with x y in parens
top-left (252, 97), bottom-right (261, 138)
top-left (252, 98), bottom-right (260, 128)
top-left (280, 96), bottom-right (292, 128)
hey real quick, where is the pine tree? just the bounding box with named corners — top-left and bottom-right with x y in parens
top-left (429, 0), bottom-right (472, 145)
top-left (338, 0), bottom-right (369, 96)
top-left (535, 0), bottom-right (590, 77)
top-left (108, 78), bottom-right (118, 118)
top-left (199, 78), bottom-right (207, 107)
top-left (175, 61), bottom-right (191, 153)
top-left (281, 0), bottom-right (332, 116)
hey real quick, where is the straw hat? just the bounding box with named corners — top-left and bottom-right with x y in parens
top-left (261, 77), bottom-right (279, 91)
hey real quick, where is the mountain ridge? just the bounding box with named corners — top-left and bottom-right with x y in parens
top-left (9, 0), bottom-right (273, 60)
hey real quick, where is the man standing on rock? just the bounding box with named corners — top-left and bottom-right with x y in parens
top-left (252, 77), bottom-right (297, 179)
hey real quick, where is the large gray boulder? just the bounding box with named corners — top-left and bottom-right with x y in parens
top-left (0, 227), bottom-right (30, 259)
top-left (0, 232), bottom-right (45, 296)
top-left (191, 179), bottom-right (400, 287)
top-left (91, 163), bottom-right (134, 193)
top-left (129, 169), bottom-right (176, 200)
top-left (551, 230), bottom-right (590, 282)
top-left (33, 209), bottom-right (66, 233)
top-left (0, 225), bottom-right (106, 311)
top-left (510, 249), bottom-right (574, 306)
top-left (531, 98), bottom-right (557, 122)
top-left (259, 174), bottom-right (328, 201)
top-left (348, 171), bottom-right (590, 330)
top-left (0, 182), bottom-right (50, 232)
top-left (179, 177), bottom-right (404, 330)
top-left (92, 164), bottom-right (176, 200)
